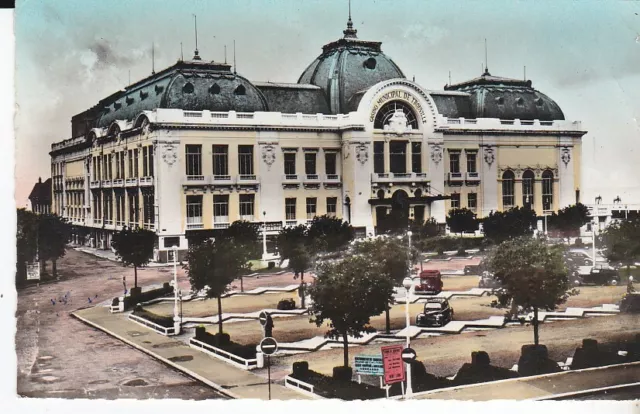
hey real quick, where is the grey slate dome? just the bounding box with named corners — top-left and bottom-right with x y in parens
top-left (97, 59), bottom-right (268, 128)
top-left (298, 16), bottom-right (405, 114)
top-left (444, 69), bottom-right (565, 121)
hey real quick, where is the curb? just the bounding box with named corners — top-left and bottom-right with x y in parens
top-left (71, 311), bottom-right (239, 399)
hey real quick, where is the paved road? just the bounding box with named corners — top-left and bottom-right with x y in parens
top-left (16, 249), bottom-right (223, 399)
top-left (564, 384), bottom-right (640, 400)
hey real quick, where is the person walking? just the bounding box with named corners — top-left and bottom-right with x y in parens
top-left (628, 276), bottom-right (636, 294)
top-left (264, 313), bottom-right (274, 338)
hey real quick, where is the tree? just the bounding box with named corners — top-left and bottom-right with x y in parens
top-left (185, 239), bottom-right (241, 334)
top-left (353, 237), bottom-right (411, 333)
top-left (308, 256), bottom-right (395, 367)
top-left (548, 203), bottom-right (590, 238)
top-left (600, 217), bottom-right (640, 278)
top-left (16, 208), bottom-right (39, 283)
top-left (277, 225), bottom-right (313, 307)
top-left (482, 206), bottom-right (537, 244)
top-left (306, 215), bottom-right (354, 253)
top-left (219, 220), bottom-right (260, 292)
top-left (111, 226), bottom-right (156, 289)
top-left (487, 237), bottom-right (576, 345)
top-left (37, 213), bottom-right (71, 277)
top-left (446, 208), bottom-right (479, 235)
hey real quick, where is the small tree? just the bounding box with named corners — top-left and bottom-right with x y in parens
top-left (600, 217), bottom-right (640, 278)
top-left (487, 237), bottom-right (576, 345)
top-left (353, 237), bottom-right (411, 333)
top-left (16, 208), bottom-right (39, 283)
top-left (278, 225), bottom-right (312, 307)
top-left (185, 239), bottom-right (241, 334)
top-left (446, 208), bottom-right (479, 235)
top-left (306, 215), bottom-right (354, 253)
top-left (308, 256), bottom-right (395, 367)
top-left (111, 226), bottom-right (156, 289)
top-left (482, 206), bottom-right (537, 244)
top-left (548, 203), bottom-right (590, 239)
top-left (38, 213), bottom-right (71, 277)
top-left (219, 220), bottom-right (260, 292)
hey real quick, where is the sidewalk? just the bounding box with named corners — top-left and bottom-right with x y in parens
top-left (73, 246), bottom-right (171, 267)
top-left (413, 362), bottom-right (640, 400)
top-left (72, 306), bottom-right (310, 400)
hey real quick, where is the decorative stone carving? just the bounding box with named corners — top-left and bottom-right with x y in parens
top-left (261, 144), bottom-right (276, 169)
top-left (342, 142), bottom-right (350, 160)
top-left (483, 146), bottom-right (495, 167)
top-left (356, 143), bottom-right (369, 165)
top-left (383, 110), bottom-right (412, 136)
top-left (430, 144), bottom-right (443, 165)
top-left (162, 143), bottom-right (177, 167)
top-left (561, 147), bottom-right (571, 167)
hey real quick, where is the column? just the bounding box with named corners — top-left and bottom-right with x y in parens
top-left (557, 144), bottom-right (574, 209)
top-left (383, 141), bottom-right (390, 173)
top-left (515, 177), bottom-right (523, 208)
top-left (406, 141), bottom-right (412, 174)
top-left (534, 180), bottom-right (543, 215)
top-left (480, 144), bottom-right (498, 216)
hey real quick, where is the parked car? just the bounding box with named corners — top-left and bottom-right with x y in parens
top-left (416, 298), bottom-right (454, 327)
top-left (276, 298), bottom-right (296, 310)
top-left (575, 264), bottom-right (620, 286)
top-left (464, 264), bottom-right (482, 275)
top-left (478, 271), bottom-right (501, 289)
top-left (414, 270), bottom-right (443, 295)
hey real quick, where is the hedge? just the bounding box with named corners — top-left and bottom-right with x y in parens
top-left (131, 307), bottom-right (175, 328)
top-left (418, 236), bottom-right (485, 253)
top-left (123, 282), bottom-right (173, 310)
top-left (194, 329), bottom-right (257, 360)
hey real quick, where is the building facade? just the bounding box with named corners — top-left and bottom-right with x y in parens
top-left (49, 18), bottom-right (586, 262)
top-left (27, 177), bottom-right (52, 214)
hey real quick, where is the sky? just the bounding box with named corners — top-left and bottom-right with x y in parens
top-left (13, 0), bottom-right (640, 207)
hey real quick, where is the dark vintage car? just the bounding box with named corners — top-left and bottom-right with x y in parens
top-left (575, 264), bottom-right (620, 286)
top-left (416, 298), bottom-right (454, 327)
top-left (414, 270), bottom-right (444, 295)
top-left (478, 271), bottom-right (501, 289)
top-left (276, 298), bottom-right (296, 310)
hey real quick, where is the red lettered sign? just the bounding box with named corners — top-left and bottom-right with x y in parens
top-left (381, 344), bottom-right (405, 384)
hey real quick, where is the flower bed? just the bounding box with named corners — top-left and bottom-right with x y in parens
top-left (123, 283), bottom-right (173, 309)
top-left (289, 369), bottom-right (386, 400)
top-left (131, 307), bottom-right (174, 328)
top-left (194, 328), bottom-right (257, 360)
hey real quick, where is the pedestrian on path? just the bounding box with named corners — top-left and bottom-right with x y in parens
top-left (264, 313), bottom-right (274, 338)
top-left (628, 276), bottom-right (636, 294)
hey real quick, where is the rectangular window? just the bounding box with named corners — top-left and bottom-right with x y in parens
top-left (449, 152), bottom-right (460, 174)
top-left (102, 156), bottom-right (108, 180)
top-left (411, 142), bottom-right (422, 173)
top-left (148, 147), bottom-right (154, 177)
top-left (115, 153), bottom-right (120, 179)
top-left (128, 150), bottom-right (133, 178)
top-left (466, 152), bottom-right (477, 173)
top-left (186, 195), bottom-right (203, 225)
top-left (92, 157), bottom-right (97, 180)
top-left (238, 145), bottom-right (254, 176)
top-left (389, 141), bottom-right (407, 174)
top-left (142, 147), bottom-right (148, 177)
top-left (306, 197), bottom-right (317, 219)
top-left (285, 198), bottom-right (296, 220)
top-left (542, 174), bottom-right (554, 211)
top-left (239, 194), bottom-right (255, 220)
top-left (128, 190), bottom-right (139, 225)
top-left (414, 205), bottom-right (425, 223)
top-left (115, 193), bottom-right (122, 223)
top-left (164, 237), bottom-right (180, 249)
top-left (133, 149), bottom-right (139, 178)
top-left (374, 142), bottom-right (384, 174)
top-left (503, 176), bottom-right (515, 208)
top-left (213, 145), bottom-right (229, 176)
top-left (213, 195), bottom-right (229, 223)
top-left (305, 152), bottom-right (317, 176)
top-left (284, 153), bottom-right (297, 176)
top-left (185, 145), bottom-right (202, 176)
top-left (143, 190), bottom-right (154, 224)
top-left (120, 151), bottom-right (126, 179)
top-left (326, 197), bottom-right (337, 217)
top-left (325, 152), bottom-right (337, 176)
top-left (451, 193), bottom-right (460, 209)
top-left (467, 193), bottom-right (477, 210)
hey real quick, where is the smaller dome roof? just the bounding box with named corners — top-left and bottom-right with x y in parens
top-left (444, 69), bottom-right (564, 121)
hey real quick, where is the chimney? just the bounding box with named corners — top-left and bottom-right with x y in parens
top-left (38, 177), bottom-right (42, 183)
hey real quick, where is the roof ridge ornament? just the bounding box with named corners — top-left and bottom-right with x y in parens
top-left (343, 0), bottom-right (358, 39)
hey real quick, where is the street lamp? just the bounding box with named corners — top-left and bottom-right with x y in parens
top-left (591, 220), bottom-right (597, 267)
top-left (402, 276), bottom-right (413, 397)
top-left (262, 211), bottom-right (268, 260)
top-left (172, 245), bottom-right (181, 335)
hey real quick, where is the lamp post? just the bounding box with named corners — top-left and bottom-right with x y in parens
top-left (402, 276), bottom-right (413, 398)
top-left (262, 211), bottom-right (268, 260)
top-left (591, 220), bottom-right (597, 267)
top-left (172, 245), bottom-right (181, 335)
top-left (544, 213), bottom-right (549, 236)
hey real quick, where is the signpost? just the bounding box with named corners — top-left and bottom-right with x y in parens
top-left (259, 337), bottom-right (278, 400)
top-left (26, 262), bottom-right (40, 281)
top-left (381, 344), bottom-right (405, 397)
top-left (259, 311), bottom-right (268, 326)
top-left (354, 354), bottom-right (385, 387)
top-left (401, 348), bottom-right (417, 364)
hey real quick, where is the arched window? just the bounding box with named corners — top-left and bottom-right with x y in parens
top-left (542, 170), bottom-right (554, 211)
top-left (234, 85), bottom-right (246, 95)
top-left (522, 170), bottom-right (535, 208)
top-left (502, 170), bottom-right (515, 208)
top-left (373, 100), bottom-right (419, 130)
top-left (209, 83), bottom-right (221, 95)
top-left (183, 82), bottom-right (194, 94)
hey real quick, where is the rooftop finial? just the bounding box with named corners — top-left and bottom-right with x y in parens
top-left (180, 42), bottom-right (184, 61)
top-left (193, 14), bottom-right (201, 60)
top-left (233, 40), bottom-right (237, 74)
top-left (483, 38), bottom-right (490, 75)
top-left (224, 45), bottom-right (227, 64)
top-left (152, 42), bottom-right (156, 74)
top-left (343, 0), bottom-right (358, 39)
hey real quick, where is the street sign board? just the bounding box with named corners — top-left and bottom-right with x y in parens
top-left (401, 347), bottom-right (417, 363)
top-left (260, 337), bottom-right (278, 355)
top-left (26, 262), bottom-right (40, 281)
top-left (259, 311), bottom-right (268, 326)
top-left (354, 355), bottom-right (384, 376)
top-left (381, 344), bottom-right (405, 384)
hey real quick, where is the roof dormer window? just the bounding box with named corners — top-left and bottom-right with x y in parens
top-left (535, 98), bottom-right (543, 107)
top-left (183, 82), bottom-right (195, 94)
top-left (114, 101), bottom-right (122, 110)
top-left (495, 97), bottom-right (504, 105)
top-left (516, 97), bottom-right (524, 106)
top-left (234, 85), bottom-right (246, 96)
top-left (126, 96), bottom-right (135, 106)
top-left (155, 84), bottom-right (164, 95)
top-left (363, 57), bottom-right (377, 70)
top-left (139, 90), bottom-right (149, 100)
top-left (209, 83), bottom-right (221, 95)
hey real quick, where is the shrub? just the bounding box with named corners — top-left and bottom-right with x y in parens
top-left (437, 248), bottom-right (445, 256)
top-left (196, 330), bottom-right (255, 359)
top-left (574, 238), bottom-right (583, 247)
top-left (293, 361), bottom-right (309, 377)
top-left (195, 326), bottom-right (206, 339)
top-left (277, 298), bottom-right (296, 310)
top-left (453, 351), bottom-right (519, 386)
top-left (268, 261), bottom-right (275, 269)
top-left (456, 247), bottom-right (467, 257)
top-left (111, 297), bottom-right (119, 306)
top-left (132, 307), bottom-right (175, 328)
top-left (517, 344), bottom-right (561, 376)
top-left (332, 366), bottom-right (353, 381)
top-left (123, 284), bottom-right (173, 310)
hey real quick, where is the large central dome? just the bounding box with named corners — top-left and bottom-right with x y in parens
top-left (298, 17), bottom-right (405, 114)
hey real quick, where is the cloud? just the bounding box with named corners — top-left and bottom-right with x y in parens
top-left (402, 24), bottom-right (448, 46)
